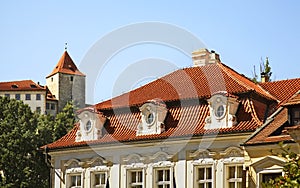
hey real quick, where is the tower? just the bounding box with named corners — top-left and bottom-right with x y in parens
top-left (46, 51), bottom-right (85, 112)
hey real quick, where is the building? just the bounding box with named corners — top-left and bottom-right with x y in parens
top-left (0, 80), bottom-right (47, 113)
top-left (0, 50), bottom-right (86, 115)
top-left (46, 51), bottom-right (86, 113)
top-left (44, 48), bottom-right (300, 188)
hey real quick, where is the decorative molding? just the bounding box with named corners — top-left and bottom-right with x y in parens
top-left (76, 109), bottom-right (107, 142)
top-left (220, 146), bottom-right (244, 158)
top-left (189, 148), bottom-right (216, 159)
top-left (122, 153), bottom-right (146, 164)
top-left (149, 151), bottom-right (173, 163)
top-left (87, 156), bottom-right (108, 167)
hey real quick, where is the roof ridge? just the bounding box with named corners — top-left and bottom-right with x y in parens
top-left (218, 63), bottom-right (275, 100)
top-left (259, 77), bottom-right (300, 85)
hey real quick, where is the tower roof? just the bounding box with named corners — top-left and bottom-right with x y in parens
top-left (46, 51), bottom-right (85, 78)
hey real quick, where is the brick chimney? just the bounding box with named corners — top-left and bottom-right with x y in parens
top-left (260, 72), bottom-right (269, 83)
top-left (192, 48), bottom-right (221, 67)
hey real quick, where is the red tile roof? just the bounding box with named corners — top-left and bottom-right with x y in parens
top-left (46, 51), bottom-right (85, 78)
top-left (259, 78), bottom-right (300, 104)
top-left (95, 63), bottom-right (275, 110)
top-left (0, 80), bottom-right (45, 91)
top-left (283, 91), bottom-right (300, 106)
top-left (45, 61), bottom-right (276, 150)
top-left (244, 108), bottom-right (292, 145)
top-left (46, 97), bottom-right (264, 150)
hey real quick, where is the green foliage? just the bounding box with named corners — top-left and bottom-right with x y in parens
top-left (263, 142), bottom-right (300, 188)
top-left (0, 97), bottom-right (77, 187)
top-left (53, 101), bottom-right (77, 141)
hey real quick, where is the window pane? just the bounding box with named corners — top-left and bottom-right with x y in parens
top-left (237, 166), bottom-right (243, 178)
top-left (71, 176), bottom-right (76, 186)
top-left (199, 184), bottom-right (204, 188)
top-left (206, 167), bottom-right (212, 179)
top-left (165, 169), bottom-right (170, 181)
top-left (100, 173), bottom-right (106, 185)
top-left (77, 175), bottom-right (81, 186)
top-left (132, 171), bottom-right (137, 182)
top-left (198, 168), bottom-right (204, 180)
top-left (15, 94), bottom-right (20, 100)
top-left (137, 171), bottom-right (142, 182)
top-left (25, 94), bottom-right (31, 100)
top-left (207, 182), bottom-right (212, 188)
top-left (95, 174), bottom-right (100, 185)
top-left (228, 166), bottom-right (235, 179)
top-left (229, 182), bottom-right (235, 188)
top-left (158, 170), bottom-right (164, 181)
top-left (36, 94), bottom-right (41, 100)
top-left (237, 182), bottom-right (242, 188)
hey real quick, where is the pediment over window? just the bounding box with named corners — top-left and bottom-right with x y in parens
top-left (136, 99), bottom-right (168, 136)
top-left (205, 92), bottom-right (239, 129)
top-left (76, 108), bottom-right (107, 142)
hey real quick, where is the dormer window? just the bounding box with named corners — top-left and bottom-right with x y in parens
top-left (137, 99), bottom-right (168, 136)
top-left (85, 120), bottom-right (92, 131)
top-left (290, 107), bottom-right (300, 125)
top-left (205, 92), bottom-right (239, 129)
top-left (76, 109), bottom-right (107, 142)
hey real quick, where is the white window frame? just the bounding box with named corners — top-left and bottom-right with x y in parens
top-left (124, 163), bottom-right (146, 188)
top-left (89, 166), bottom-right (110, 188)
top-left (225, 164), bottom-right (243, 188)
top-left (223, 157), bottom-right (244, 188)
top-left (192, 158), bottom-right (215, 188)
top-left (152, 161), bottom-right (174, 188)
top-left (66, 167), bottom-right (84, 188)
top-left (257, 169), bottom-right (283, 188)
top-left (127, 168), bottom-right (144, 188)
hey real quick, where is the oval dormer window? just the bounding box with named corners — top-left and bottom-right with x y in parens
top-left (85, 120), bottom-right (92, 131)
top-left (146, 113), bottom-right (154, 125)
top-left (215, 105), bottom-right (225, 119)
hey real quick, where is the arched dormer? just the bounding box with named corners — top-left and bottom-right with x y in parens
top-left (76, 108), bottom-right (106, 142)
top-left (136, 99), bottom-right (168, 136)
top-left (205, 92), bottom-right (239, 129)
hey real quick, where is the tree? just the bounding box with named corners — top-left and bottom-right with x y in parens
top-left (0, 97), bottom-right (77, 187)
top-left (0, 97), bottom-right (49, 187)
top-left (52, 101), bottom-right (77, 141)
top-left (263, 142), bottom-right (300, 188)
top-left (251, 57), bottom-right (272, 83)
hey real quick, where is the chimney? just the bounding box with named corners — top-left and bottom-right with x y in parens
top-left (260, 72), bottom-right (269, 83)
top-left (192, 48), bottom-right (220, 67)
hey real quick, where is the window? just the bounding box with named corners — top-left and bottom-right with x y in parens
top-left (291, 108), bottom-right (300, 125)
top-left (128, 169), bottom-right (143, 188)
top-left (195, 166), bottom-right (212, 188)
top-left (69, 174), bottom-right (81, 188)
top-left (25, 94), bottom-right (31, 100)
top-left (51, 77), bottom-right (53, 82)
top-left (215, 105), bottom-right (225, 118)
top-left (36, 94), bottom-right (41, 100)
top-left (226, 165), bottom-right (243, 188)
top-left (93, 172), bottom-right (106, 188)
top-left (46, 103), bottom-right (50, 109)
top-left (4, 94), bottom-right (10, 99)
top-left (51, 103), bottom-right (55, 110)
top-left (261, 172), bottom-right (281, 184)
top-left (15, 94), bottom-right (20, 100)
top-left (70, 76), bottom-right (74, 82)
top-left (36, 107), bottom-right (41, 114)
top-left (155, 168), bottom-right (171, 188)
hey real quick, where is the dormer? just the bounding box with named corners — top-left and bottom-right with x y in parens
top-left (136, 99), bottom-right (168, 136)
top-left (75, 108), bottom-right (106, 142)
top-left (205, 92), bottom-right (239, 129)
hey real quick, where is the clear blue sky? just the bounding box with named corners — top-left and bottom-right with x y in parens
top-left (1, 1), bottom-right (299, 104)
